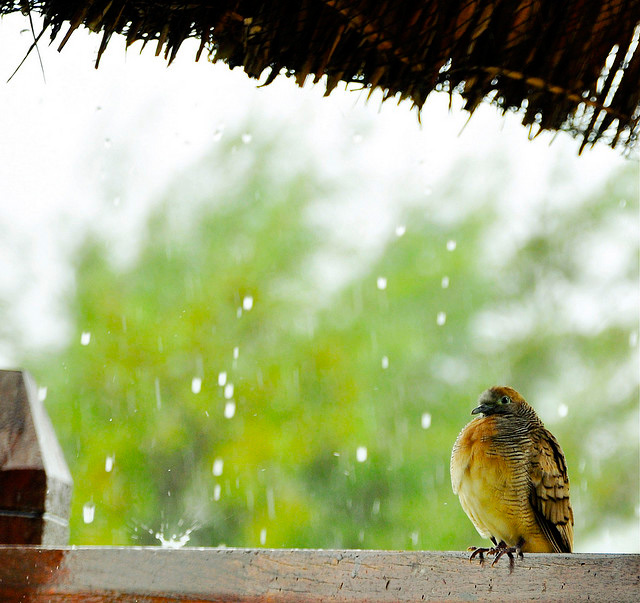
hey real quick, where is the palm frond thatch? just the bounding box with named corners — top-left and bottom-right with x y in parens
top-left (2, 1), bottom-right (640, 154)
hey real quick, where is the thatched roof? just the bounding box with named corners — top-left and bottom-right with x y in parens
top-left (3, 1), bottom-right (640, 154)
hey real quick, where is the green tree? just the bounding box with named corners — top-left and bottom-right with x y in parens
top-left (30, 129), bottom-right (331, 544)
top-left (26, 129), bottom-right (638, 552)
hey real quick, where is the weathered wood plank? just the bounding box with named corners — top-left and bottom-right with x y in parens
top-left (0, 370), bottom-right (72, 544)
top-left (0, 547), bottom-right (637, 602)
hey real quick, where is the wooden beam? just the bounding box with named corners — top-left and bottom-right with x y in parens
top-left (0, 547), bottom-right (637, 601)
top-left (0, 370), bottom-right (72, 544)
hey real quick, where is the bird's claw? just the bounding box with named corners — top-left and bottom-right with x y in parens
top-left (467, 546), bottom-right (490, 564)
top-left (467, 541), bottom-right (523, 573)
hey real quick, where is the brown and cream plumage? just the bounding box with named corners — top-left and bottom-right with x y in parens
top-left (451, 386), bottom-right (573, 566)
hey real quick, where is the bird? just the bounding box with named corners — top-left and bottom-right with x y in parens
top-left (450, 386), bottom-right (573, 568)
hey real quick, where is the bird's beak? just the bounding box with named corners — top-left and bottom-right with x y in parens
top-left (471, 403), bottom-right (490, 416)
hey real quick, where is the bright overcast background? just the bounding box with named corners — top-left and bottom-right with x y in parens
top-left (0, 12), bottom-right (638, 552)
top-left (0, 12), bottom-right (630, 359)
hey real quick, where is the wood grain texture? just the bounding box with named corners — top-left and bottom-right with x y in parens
top-left (0, 370), bottom-right (72, 544)
top-left (0, 547), bottom-right (638, 602)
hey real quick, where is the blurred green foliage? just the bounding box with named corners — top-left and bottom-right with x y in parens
top-left (24, 129), bottom-right (639, 551)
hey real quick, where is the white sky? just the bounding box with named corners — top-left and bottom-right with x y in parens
top-left (0, 12), bottom-right (637, 552)
top-left (0, 12), bottom-right (631, 361)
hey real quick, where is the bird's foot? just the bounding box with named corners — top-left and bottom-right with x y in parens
top-left (467, 545), bottom-right (492, 565)
top-left (490, 541), bottom-right (523, 572)
top-left (468, 540), bottom-right (524, 572)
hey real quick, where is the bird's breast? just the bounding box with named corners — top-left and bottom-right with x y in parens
top-left (451, 416), bottom-right (503, 493)
top-left (451, 416), bottom-right (534, 545)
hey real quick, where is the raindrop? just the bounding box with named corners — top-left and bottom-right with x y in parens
top-left (441, 276), bottom-right (450, 289)
top-left (260, 528), bottom-right (267, 545)
top-left (224, 401), bottom-right (236, 419)
top-left (212, 458), bottom-right (223, 476)
top-left (410, 531), bottom-right (419, 545)
top-left (395, 224), bottom-right (406, 237)
top-left (558, 403), bottom-right (569, 418)
top-left (436, 311), bottom-right (447, 326)
top-left (619, 199), bottom-right (627, 208)
top-left (218, 372), bottom-right (227, 386)
top-left (446, 240), bottom-right (457, 251)
top-left (224, 383), bottom-right (234, 399)
top-left (104, 138), bottom-right (112, 149)
top-left (37, 387), bottom-right (47, 402)
top-left (213, 124), bottom-right (225, 141)
top-left (266, 487), bottom-right (275, 520)
top-left (376, 277), bottom-right (387, 290)
top-left (242, 295), bottom-right (254, 311)
top-left (237, 307), bottom-right (243, 318)
top-left (372, 499), bottom-right (380, 515)
top-left (80, 332), bottom-right (91, 346)
top-left (241, 133), bottom-right (252, 144)
top-left (233, 347), bottom-right (239, 360)
top-left (629, 331), bottom-right (638, 347)
top-left (213, 484), bottom-right (221, 501)
top-left (105, 454), bottom-right (115, 472)
top-left (356, 446), bottom-right (368, 462)
top-left (82, 502), bottom-right (95, 524)
top-left (421, 412), bottom-right (432, 429)
top-left (191, 377), bottom-right (202, 394)
top-left (155, 378), bottom-right (162, 409)
top-left (381, 356), bottom-right (389, 369)
top-left (155, 527), bottom-right (196, 549)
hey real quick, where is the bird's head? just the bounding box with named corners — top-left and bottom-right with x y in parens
top-left (471, 386), bottom-right (531, 418)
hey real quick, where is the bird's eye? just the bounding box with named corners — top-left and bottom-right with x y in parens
top-left (500, 395), bottom-right (512, 405)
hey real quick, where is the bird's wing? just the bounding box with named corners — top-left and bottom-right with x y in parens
top-left (529, 428), bottom-right (574, 553)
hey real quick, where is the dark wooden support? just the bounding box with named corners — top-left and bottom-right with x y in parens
top-left (0, 547), bottom-right (637, 601)
top-left (0, 370), bottom-right (72, 544)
